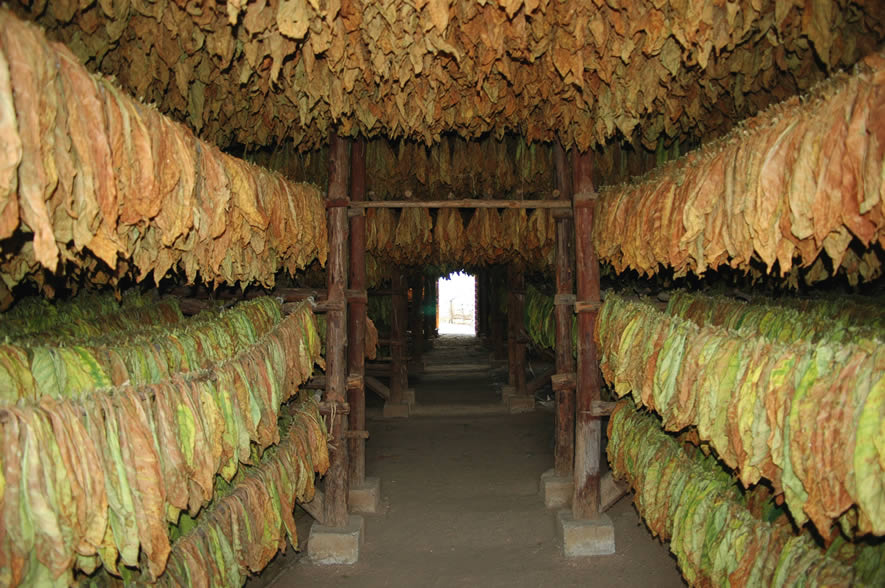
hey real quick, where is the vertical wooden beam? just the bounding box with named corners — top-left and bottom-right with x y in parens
top-left (553, 142), bottom-right (576, 478)
top-left (490, 267), bottom-right (507, 361)
top-left (424, 275), bottom-right (437, 343)
top-left (477, 270), bottom-right (488, 338)
top-left (347, 138), bottom-right (367, 488)
top-left (571, 149), bottom-right (602, 521)
top-left (507, 264), bottom-right (526, 395)
top-left (410, 275), bottom-right (424, 365)
top-left (389, 269), bottom-right (408, 405)
top-left (324, 134), bottom-right (351, 527)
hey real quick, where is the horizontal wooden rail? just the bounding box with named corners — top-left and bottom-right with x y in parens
top-left (351, 199), bottom-right (571, 209)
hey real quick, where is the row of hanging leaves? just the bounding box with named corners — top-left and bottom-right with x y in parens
top-left (365, 205), bottom-right (555, 272)
top-left (0, 296), bottom-right (283, 404)
top-left (593, 51), bottom-right (885, 287)
top-left (13, 0), bottom-right (883, 152)
top-left (0, 297), bottom-right (324, 585)
top-left (0, 10), bottom-right (328, 309)
top-left (596, 291), bottom-right (885, 539)
top-left (607, 400), bottom-right (884, 587)
top-left (154, 398), bottom-right (328, 588)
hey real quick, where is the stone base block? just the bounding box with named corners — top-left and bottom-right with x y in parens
top-left (403, 388), bottom-right (416, 406)
top-left (349, 477), bottom-right (382, 515)
top-left (506, 395), bottom-right (535, 414)
top-left (307, 515), bottom-right (365, 565)
top-left (556, 510), bottom-right (615, 557)
top-left (382, 402), bottom-right (410, 418)
top-left (539, 469), bottom-right (573, 509)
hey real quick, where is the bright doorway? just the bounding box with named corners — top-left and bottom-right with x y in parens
top-left (437, 272), bottom-right (476, 335)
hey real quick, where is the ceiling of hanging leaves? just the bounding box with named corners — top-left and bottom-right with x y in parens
top-left (13, 0), bottom-right (884, 152)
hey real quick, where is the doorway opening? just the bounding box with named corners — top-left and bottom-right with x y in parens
top-left (437, 272), bottom-right (476, 335)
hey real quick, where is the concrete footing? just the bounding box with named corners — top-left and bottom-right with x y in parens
top-left (539, 469), bottom-right (573, 509)
top-left (556, 510), bottom-right (615, 557)
top-left (382, 402), bottom-right (410, 418)
top-left (307, 514), bottom-right (365, 565)
top-left (349, 477), bottom-right (382, 514)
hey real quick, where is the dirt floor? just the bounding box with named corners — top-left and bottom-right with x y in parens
top-left (258, 336), bottom-right (687, 588)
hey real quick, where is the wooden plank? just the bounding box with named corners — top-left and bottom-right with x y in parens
top-left (364, 375), bottom-right (391, 400)
top-left (574, 300), bottom-right (602, 313)
top-left (527, 366), bottom-right (556, 396)
top-left (572, 148), bottom-right (603, 521)
top-left (352, 199), bottom-right (571, 209)
top-left (600, 471), bottom-right (628, 513)
top-left (554, 141), bottom-right (577, 478)
top-left (590, 400), bottom-right (617, 417)
top-left (323, 134), bottom-right (351, 528)
top-left (299, 488), bottom-right (325, 525)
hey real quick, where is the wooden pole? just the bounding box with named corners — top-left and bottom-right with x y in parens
top-left (491, 267), bottom-right (507, 361)
top-left (389, 269), bottom-right (408, 405)
top-left (410, 275), bottom-right (424, 366)
top-left (572, 149), bottom-right (602, 521)
top-left (424, 275), bottom-right (437, 343)
top-left (324, 134), bottom-right (351, 527)
top-left (476, 270), bottom-right (488, 338)
top-left (507, 264), bottom-right (526, 395)
top-left (347, 138), bottom-right (367, 489)
top-left (553, 142), bottom-right (576, 478)
top-left (352, 199), bottom-right (571, 210)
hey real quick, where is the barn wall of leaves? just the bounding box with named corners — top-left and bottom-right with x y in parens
top-left (1, 1), bottom-right (885, 586)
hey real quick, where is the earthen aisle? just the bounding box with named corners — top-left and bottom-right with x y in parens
top-left (265, 347), bottom-right (685, 588)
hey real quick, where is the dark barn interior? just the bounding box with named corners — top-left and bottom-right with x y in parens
top-left (1, 1), bottom-right (885, 586)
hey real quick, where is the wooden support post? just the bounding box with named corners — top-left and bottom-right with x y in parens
top-left (347, 138), bottom-right (367, 489)
top-left (424, 275), bottom-right (437, 343)
top-left (323, 134), bottom-right (351, 528)
top-left (476, 270), bottom-right (488, 338)
top-left (389, 269), bottom-right (409, 405)
top-left (554, 141), bottom-right (577, 478)
top-left (410, 275), bottom-right (424, 366)
top-left (490, 267), bottom-right (507, 361)
top-left (507, 264), bottom-right (527, 395)
top-left (572, 149), bottom-right (602, 521)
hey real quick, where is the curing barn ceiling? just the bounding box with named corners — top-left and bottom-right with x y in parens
top-left (12, 0), bottom-right (885, 152)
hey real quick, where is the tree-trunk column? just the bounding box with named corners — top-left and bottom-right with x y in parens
top-left (554, 142), bottom-right (577, 478)
top-left (324, 134), bottom-right (351, 527)
top-left (572, 148), bottom-right (602, 521)
top-left (507, 264), bottom-right (526, 396)
top-left (347, 138), bottom-right (367, 488)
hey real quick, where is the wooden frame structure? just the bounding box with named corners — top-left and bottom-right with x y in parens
top-left (316, 143), bottom-right (607, 529)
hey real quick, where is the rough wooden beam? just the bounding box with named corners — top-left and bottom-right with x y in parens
top-left (364, 376), bottom-right (391, 401)
top-left (323, 134), bottom-right (351, 528)
top-left (352, 199), bottom-right (570, 209)
top-left (347, 138), bottom-right (368, 490)
top-left (299, 488), bottom-right (325, 525)
top-left (554, 141), bottom-right (577, 478)
top-left (507, 264), bottom-right (526, 396)
top-left (389, 270), bottom-right (409, 406)
top-left (572, 149), bottom-right (603, 521)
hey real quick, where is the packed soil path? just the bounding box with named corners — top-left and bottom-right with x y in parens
top-left (260, 337), bottom-right (686, 588)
